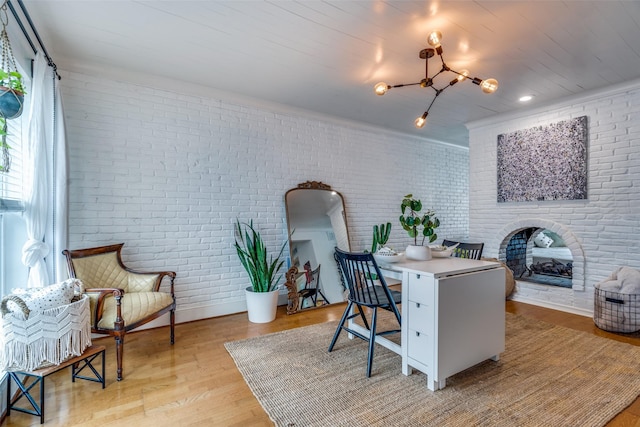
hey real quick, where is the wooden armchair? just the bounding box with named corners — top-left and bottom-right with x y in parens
top-left (62, 243), bottom-right (176, 381)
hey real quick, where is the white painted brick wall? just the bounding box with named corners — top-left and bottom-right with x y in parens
top-left (468, 81), bottom-right (640, 314)
top-left (60, 70), bottom-right (469, 323)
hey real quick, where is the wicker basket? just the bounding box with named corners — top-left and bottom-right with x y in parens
top-left (594, 287), bottom-right (640, 333)
top-left (0, 294), bottom-right (92, 372)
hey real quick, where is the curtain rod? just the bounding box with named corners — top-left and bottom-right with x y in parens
top-left (6, 0), bottom-right (60, 80)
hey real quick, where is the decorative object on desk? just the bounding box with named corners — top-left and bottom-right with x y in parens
top-left (373, 30), bottom-right (498, 130)
top-left (373, 247), bottom-right (404, 264)
top-left (0, 279), bottom-right (91, 372)
top-left (235, 219), bottom-right (288, 323)
top-left (399, 194), bottom-right (440, 260)
top-left (225, 313), bottom-right (640, 427)
top-left (371, 222), bottom-right (391, 254)
top-left (429, 242), bottom-right (460, 258)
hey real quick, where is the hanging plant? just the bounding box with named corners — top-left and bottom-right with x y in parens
top-left (0, 0), bottom-right (25, 120)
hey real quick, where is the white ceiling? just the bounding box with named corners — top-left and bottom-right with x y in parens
top-left (21, 0), bottom-right (640, 146)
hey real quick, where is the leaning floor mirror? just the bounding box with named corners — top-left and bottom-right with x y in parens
top-left (283, 181), bottom-right (350, 314)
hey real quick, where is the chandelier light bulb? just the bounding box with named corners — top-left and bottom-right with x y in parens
top-left (415, 112), bottom-right (428, 128)
top-left (427, 30), bottom-right (442, 48)
top-left (374, 82), bottom-right (389, 96)
top-left (480, 78), bottom-right (499, 94)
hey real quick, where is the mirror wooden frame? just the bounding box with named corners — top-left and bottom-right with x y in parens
top-left (283, 181), bottom-right (350, 314)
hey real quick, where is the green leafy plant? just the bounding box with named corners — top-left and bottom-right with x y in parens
top-left (399, 194), bottom-right (440, 245)
top-left (371, 222), bottom-right (391, 253)
top-left (0, 69), bottom-right (25, 94)
top-left (234, 219), bottom-right (288, 293)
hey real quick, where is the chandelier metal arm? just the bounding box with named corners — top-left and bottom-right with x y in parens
top-left (389, 82), bottom-right (424, 89)
top-left (425, 89), bottom-right (441, 114)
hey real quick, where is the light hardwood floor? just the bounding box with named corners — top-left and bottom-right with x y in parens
top-left (3, 301), bottom-right (639, 426)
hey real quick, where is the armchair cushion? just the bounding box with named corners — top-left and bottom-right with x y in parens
top-left (88, 291), bottom-right (174, 330)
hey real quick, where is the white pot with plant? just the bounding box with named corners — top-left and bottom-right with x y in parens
top-left (234, 219), bottom-right (287, 323)
top-left (399, 194), bottom-right (440, 261)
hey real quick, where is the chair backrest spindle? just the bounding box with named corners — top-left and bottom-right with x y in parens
top-left (334, 247), bottom-right (397, 308)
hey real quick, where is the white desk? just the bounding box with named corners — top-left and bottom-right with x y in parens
top-left (377, 257), bottom-right (505, 391)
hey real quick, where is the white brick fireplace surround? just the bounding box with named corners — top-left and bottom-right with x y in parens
top-left (467, 79), bottom-right (640, 316)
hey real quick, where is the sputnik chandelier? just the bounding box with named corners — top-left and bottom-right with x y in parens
top-left (374, 30), bottom-right (498, 129)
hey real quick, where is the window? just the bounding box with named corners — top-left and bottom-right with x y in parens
top-left (0, 84), bottom-right (29, 296)
top-left (0, 104), bottom-right (25, 212)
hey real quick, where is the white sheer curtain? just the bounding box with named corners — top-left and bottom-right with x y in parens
top-left (20, 52), bottom-right (67, 287)
top-left (48, 74), bottom-right (68, 282)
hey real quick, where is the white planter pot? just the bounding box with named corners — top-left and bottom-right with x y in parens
top-left (405, 245), bottom-right (432, 261)
top-left (245, 287), bottom-right (279, 323)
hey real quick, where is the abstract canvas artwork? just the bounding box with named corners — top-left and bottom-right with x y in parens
top-left (497, 116), bottom-right (588, 202)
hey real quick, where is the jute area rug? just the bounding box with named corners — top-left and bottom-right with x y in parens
top-left (225, 313), bottom-right (640, 427)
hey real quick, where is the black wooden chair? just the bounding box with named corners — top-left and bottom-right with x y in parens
top-left (298, 264), bottom-right (329, 308)
top-left (329, 247), bottom-right (401, 377)
top-left (442, 239), bottom-right (485, 260)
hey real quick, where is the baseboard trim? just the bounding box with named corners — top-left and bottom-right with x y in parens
top-left (121, 294), bottom-right (290, 333)
top-left (510, 294), bottom-right (593, 318)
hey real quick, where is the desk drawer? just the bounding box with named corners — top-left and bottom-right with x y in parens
top-left (407, 300), bottom-right (433, 334)
top-left (407, 273), bottom-right (433, 304)
top-left (408, 328), bottom-right (432, 364)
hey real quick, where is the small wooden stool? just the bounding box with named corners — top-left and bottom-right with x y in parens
top-left (6, 345), bottom-right (106, 424)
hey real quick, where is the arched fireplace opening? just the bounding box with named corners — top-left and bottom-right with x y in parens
top-left (495, 219), bottom-right (585, 292)
top-left (505, 228), bottom-right (573, 288)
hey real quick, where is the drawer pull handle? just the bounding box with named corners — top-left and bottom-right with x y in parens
top-left (416, 274), bottom-right (421, 279)
top-left (416, 303), bottom-right (421, 308)
top-left (415, 332), bottom-right (420, 337)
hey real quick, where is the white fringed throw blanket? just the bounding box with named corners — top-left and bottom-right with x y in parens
top-left (0, 294), bottom-right (92, 372)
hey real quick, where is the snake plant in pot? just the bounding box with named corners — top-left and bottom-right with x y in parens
top-left (234, 219), bottom-right (288, 323)
top-left (399, 194), bottom-right (440, 260)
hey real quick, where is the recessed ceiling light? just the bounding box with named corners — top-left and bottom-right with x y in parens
top-left (519, 95), bottom-right (534, 102)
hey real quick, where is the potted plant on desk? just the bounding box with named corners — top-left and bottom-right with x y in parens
top-left (234, 219), bottom-right (287, 323)
top-left (399, 194), bottom-right (440, 260)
